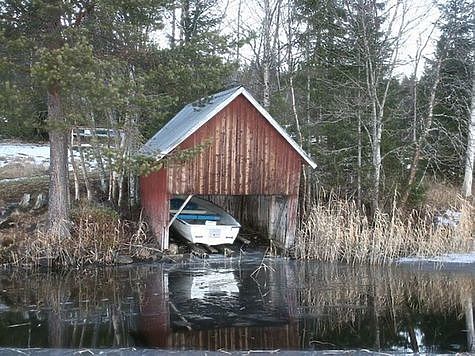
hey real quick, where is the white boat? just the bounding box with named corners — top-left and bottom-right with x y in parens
top-left (170, 196), bottom-right (241, 246)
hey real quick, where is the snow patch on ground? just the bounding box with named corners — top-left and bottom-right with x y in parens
top-left (0, 143), bottom-right (50, 168)
top-left (0, 142), bottom-right (98, 174)
top-left (398, 253), bottom-right (475, 265)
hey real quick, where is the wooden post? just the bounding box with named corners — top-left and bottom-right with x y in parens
top-left (268, 195), bottom-right (298, 249)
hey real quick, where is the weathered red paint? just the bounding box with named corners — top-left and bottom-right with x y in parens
top-left (167, 95), bottom-right (302, 196)
top-left (141, 94), bottom-right (304, 249)
top-left (139, 169), bottom-right (169, 248)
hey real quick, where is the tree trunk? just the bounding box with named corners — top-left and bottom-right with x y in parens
top-left (69, 129), bottom-right (80, 201)
top-left (370, 92), bottom-right (381, 213)
top-left (90, 115), bottom-right (108, 194)
top-left (236, 0), bottom-right (242, 64)
top-left (263, 63), bottom-right (270, 109)
top-left (76, 129), bottom-right (92, 201)
top-left (357, 108), bottom-right (362, 208)
top-left (274, 0), bottom-right (282, 91)
top-left (464, 294), bottom-right (475, 352)
top-left (47, 86), bottom-right (70, 238)
top-left (181, 0), bottom-right (190, 44)
top-left (401, 57), bottom-right (442, 206)
top-left (262, 0), bottom-right (271, 109)
top-left (462, 73), bottom-right (475, 198)
top-left (171, 1), bottom-right (176, 48)
top-left (45, 1), bottom-right (70, 239)
top-left (116, 131), bottom-right (127, 207)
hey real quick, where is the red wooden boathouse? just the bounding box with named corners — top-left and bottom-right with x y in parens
top-left (140, 86), bottom-right (316, 250)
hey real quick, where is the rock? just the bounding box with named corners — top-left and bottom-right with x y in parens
top-left (18, 194), bottom-right (31, 210)
top-left (215, 245), bottom-right (235, 257)
top-left (114, 255), bottom-right (133, 264)
top-left (0, 207), bottom-right (17, 229)
top-left (168, 243), bottom-right (179, 255)
top-left (0, 217), bottom-right (9, 229)
top-left (202, 244), bottom-right (218, 254)
top-left (32, 193), bottom-right (46, 211)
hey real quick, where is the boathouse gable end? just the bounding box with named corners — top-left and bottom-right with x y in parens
top-left (139, 86), bottom-right (316, 250)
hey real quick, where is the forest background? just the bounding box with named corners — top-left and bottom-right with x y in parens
top-left (0, 0), bottom-right (474, 257)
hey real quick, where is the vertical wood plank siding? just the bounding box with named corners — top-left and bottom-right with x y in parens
top-left (141, 94), bottom-right (304, 249)
top-left (166, 95), bottom-right (302, 196)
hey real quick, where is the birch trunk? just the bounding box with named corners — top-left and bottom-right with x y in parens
top-left (107, 109), bottom-right (121, 203)
top-left (262, 0), bottom-right (271, 109)
top-left (357, 109), bottom-right (362, 208)
top-left (371, 99), bottom-right (382, 212)
top-left (90, 115), bottom-right (108, 194)
top-left (401, 57), bottom-right (442, 206)
top-left (236, 0), bottom-right (242, 64)
top-left (116, 131), bottom-right (127, 207)
top-left (171, 1), bottom-right (176, 48)
top-left (462, 73), bottom-right (475, 198)
top-left (69, 129), bottom-right (80, 201)
top-left (76, 129), bottom-right (92, 201)
top-left (354, 0), bottom-right (406, 213)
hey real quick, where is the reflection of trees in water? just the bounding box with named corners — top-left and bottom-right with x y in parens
top-left (0, 266), bottom-right (159, 348)
top-left (295, 263), bottom-right (475, 352)
top-left (0, 261), bottom-right (473, 352)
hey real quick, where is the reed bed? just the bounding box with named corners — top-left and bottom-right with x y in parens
top-left (295, 196), bottom-right (475, 264)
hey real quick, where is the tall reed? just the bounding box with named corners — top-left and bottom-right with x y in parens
top-left (295, 195), bottom-right (474, 264)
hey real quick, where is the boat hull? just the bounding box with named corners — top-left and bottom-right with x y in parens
top-left (170, 196), bottom-right (241, 246)
top-left (172, 219), bottom-right (240, 245)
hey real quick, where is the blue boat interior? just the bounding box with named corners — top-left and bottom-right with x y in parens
top-left (176, 214), bottom-right (221, 221)
top-left (170, 198), bottom-right (222, 221)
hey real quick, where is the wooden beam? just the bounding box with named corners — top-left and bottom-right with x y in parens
top-left (167, 194), bottom-right (193, 229)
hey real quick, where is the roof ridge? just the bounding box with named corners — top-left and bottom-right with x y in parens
top-left (140, 86), bottom-right (316, 168)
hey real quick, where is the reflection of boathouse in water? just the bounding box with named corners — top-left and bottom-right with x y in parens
top-left (137, 264), bottom-right (300, 350)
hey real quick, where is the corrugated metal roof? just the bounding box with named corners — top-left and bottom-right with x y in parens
top-left (140, 86), bottom-right (316, 168)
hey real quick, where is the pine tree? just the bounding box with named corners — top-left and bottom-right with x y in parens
top-left (0, 0), bottom-right (168, 236)
top-left (429, 0), bottom-right (474, 179)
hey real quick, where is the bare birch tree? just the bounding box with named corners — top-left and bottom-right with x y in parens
top-left (245, 0), bottom-right (282, 108)
top-left (348, 0), bottom-right (408, 212)
top-left (401, 57), bottom-right (443, 206)
top-left (462, 70), bottom-right (475, 198)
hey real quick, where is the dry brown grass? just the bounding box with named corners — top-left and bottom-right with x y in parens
top-left (0, 160), bottom-right (48, 180)
top-left (295, 194), bottom-right (475, 265)
top-left (423, 181), bottom-right (475, 210)
top-left (0, 203), bottom-right (154, 268)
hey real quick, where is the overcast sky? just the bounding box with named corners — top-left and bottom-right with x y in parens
top-left (159, 0), bottom-right (442, 77)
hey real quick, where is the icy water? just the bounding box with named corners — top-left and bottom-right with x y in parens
top-left (0, 255), bottom-right (474, 353)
